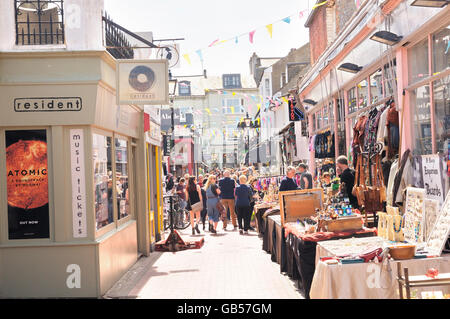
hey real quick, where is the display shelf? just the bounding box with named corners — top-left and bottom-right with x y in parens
top-left (396, 262), bottom-right (450, 299)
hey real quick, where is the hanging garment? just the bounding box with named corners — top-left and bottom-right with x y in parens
top-left (386, 159), bottom-right (398, 207)
top-left (392, 149), bottom-right (412, 207)
top-left (387, 106), bottom-right (399, 159)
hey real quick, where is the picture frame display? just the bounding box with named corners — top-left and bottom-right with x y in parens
top-left (403, 187), bottom-right (425, 244)
top-left (426, 190), bottom-right (450, 256)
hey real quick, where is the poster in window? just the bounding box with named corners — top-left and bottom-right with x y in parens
top-left (5, 130), bottom-right (50, 239)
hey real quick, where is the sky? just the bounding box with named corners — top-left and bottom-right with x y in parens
top-left (104, 0), bottom-right (317, 78)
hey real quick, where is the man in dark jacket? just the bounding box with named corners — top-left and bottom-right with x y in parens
top-left (279, 166), bottom-right (298, 192)
top-left (218, 170), bottom-right (237, 230)
top-left (336, 156), bottom-right (358, 208)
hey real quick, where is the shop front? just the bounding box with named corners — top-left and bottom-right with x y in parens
top-left (251, 0), bottom-right (450, 300)
top-left (0, 51), bottom-right (153, 298)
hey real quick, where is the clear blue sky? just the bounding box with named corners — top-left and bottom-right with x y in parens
top-left (104, 0), bottom-right (316, 77)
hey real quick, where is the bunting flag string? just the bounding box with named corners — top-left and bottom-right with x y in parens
top-left (181, 6), bottom-right (311, 66)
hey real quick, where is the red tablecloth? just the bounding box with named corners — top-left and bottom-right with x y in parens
top-left (283, 223), bottom-right (377, 242)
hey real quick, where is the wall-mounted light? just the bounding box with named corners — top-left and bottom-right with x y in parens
top-left (303, 99), bottom-right (317, 105)
top-left (369, 31), bottom-right (403, 46)
top-left (338, 62), bottom-right (363, 73)
top-left (410, 0), bottom-right (449, 8)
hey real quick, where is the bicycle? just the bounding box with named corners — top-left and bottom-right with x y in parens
top-left (163, 194), bottom-right (191, 231)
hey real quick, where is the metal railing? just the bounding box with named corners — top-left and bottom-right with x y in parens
top-left (102, 13), bottom-right (134, 59)
top-left (15, 0), bottom-right (65, 45)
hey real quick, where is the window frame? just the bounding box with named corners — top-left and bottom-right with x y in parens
top-left (93, 128), bottom-right (134, 238)
top-left (14, 0), bottom-right (65, 46)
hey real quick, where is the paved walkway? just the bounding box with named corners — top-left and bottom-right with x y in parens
top-left (104, 221), bottom-right (304, 299)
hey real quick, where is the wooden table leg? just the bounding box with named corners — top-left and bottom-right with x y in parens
top-left (397, 262), bottom-right (404, 299)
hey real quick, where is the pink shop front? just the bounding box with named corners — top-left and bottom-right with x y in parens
top-left (290, 0), bottom-right (450, 299)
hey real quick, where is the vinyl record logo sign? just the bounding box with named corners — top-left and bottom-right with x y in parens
top-left (128, 65), bottom-right (155, 92)
top-left (117, 59), bottom-right (169, 106)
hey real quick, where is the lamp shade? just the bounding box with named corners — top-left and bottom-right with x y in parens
top-left (369, 31), bottom-right (403, 46)
top-left (338, 62), bottom-right (363, 73)
top-left (410, 0), bottom-right (449, 7)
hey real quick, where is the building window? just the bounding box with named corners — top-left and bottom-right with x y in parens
top-left (178, 81), bottom-right (191, 96)
top-left (357, 79), bottom-right (368, 110)
top-left (312, 113), bottom-right (316, 131)
top-left (93, 134), bottom-right (113, 230)
top-left (222, 98), bottom-right (243, 114)
top-left (433, 75), bottom-right (450, 155)
top-left (223, 74), bottom-right (242, 89)
top-left (384, 59), bottom-right (397, 97)
top-left (265, 78), bottom-right (270, 96)
top-left (281, 73), bottom-right (287, 87)
top-left (432, 24), bottom-right (450, 75)
top-left (370, 69), bottom-right (383, 105)
top-left (115, 138), bottom-right (129, 220)
top-left (348, 87), bottom-right (357, 114)
top-left (411, 85), bottom-right (432, 155)
top-left (409, 39), bottom-right (429, 85)
top-left (15, 0), bottom-right (65, 45)
top-left (323, 105), bottom-right (329, 126)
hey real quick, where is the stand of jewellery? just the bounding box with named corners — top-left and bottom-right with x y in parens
top-left (155, 195), bottom-right (204, 252)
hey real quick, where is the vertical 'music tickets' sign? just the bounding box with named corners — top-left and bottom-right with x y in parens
top-left (5, 130), bottom-right (50, 239)
top-left (70, 129), bottom-right (87, 238)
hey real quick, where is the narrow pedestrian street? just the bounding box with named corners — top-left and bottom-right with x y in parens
top-left (104, 221), bottom-right (304, 299)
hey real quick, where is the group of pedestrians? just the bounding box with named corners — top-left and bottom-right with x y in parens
top-left (165, 168), bottom-right (259, 236)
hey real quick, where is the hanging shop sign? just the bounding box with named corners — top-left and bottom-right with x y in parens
top-left (5, 130), bottom-right (50, 239)
top-left (288, 100), bottom-right (304, 121)
top-left (117, 59), bottom-right (169, 106)
top-left (70, 129), bottom-right (87, 238)
top-left (14, 97), bottom-right (82, 112)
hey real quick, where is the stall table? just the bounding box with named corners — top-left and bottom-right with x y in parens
top-left (310, 254), bottom-right (450, 299)
top-left (281, 222), bottom-right (377, 298)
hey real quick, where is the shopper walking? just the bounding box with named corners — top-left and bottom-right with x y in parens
top-left (176, 178), bottom-right (187, 210)
top-left (205, 175), bottom-right (221, 234)
top-left (218, 170), bottom-right (238, 231)
top-left (185, 176), bottom-right (203, 235)
top-left (234, 175), bottom-right (253, 235)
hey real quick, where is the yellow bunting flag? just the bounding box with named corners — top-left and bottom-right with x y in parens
top-left (282, 97), bottom-right (289, 104)
top-left (231, 106), bottom-right (235, 114)
top-left (183, 54), bottom-right (191, 65)
top-left (312, 0), bottom-right (328, 9)
top-left (257, 104), bottom-right (261, 111)
top-left (266, 24), bottom-right (273, 39)
top-left (205, 108), bottom-right (212, 115)
top-left (232, 92), bottom-right (236, 96)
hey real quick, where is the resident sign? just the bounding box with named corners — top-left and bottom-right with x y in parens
top-left (14, 97), bottom-right (82, 112)
top-left (116, 59), bottom-right (169, 106)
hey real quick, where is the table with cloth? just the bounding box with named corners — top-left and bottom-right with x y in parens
top-left (254, 202), bottom-right (278, 236)
top-left (280, 223), bottom-right (378, 298)
top-left (310, 252), bottom-right (450, 299)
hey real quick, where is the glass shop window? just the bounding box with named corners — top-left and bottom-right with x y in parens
top-left (329, 101), bottom-right (334, 124)
top-left (408, 38), bottom-right (429, 85)
top-left (370, 69), bottom-right (383, 105)
top-left (357, 79), bottom-right (368, 109)
top-left (411, 85), bottom-right (432, 155)
top-left (323, 106), bottom-right (329, 126)
top-left (115, 137), bottom-right (130, 220)
top-left (336, 97), bottom-right (344, 122)
top-left (317, 110), bottom-right (322, 129)
top-left (93, 134), bottom-right (113, 230)
top-left (432, 24), bottom-right (450, 75)
top-left (348, 87), bottom-right (357, 114)
top-left (312, 113), bottom-right (316, 131)
top-left (338, 122), bottom-right (346, 156)
top-left (433, 75), bottom-right (450, 155)
top-left (384, 59), bottom-right (397, 97)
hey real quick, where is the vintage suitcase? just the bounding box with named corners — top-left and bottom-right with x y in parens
top-left (325, 216), bottom-right (364, 232)
top-left (278, 188), bottom-right (324, 226)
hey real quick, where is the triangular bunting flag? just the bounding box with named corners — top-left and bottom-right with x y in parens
top-left (249, 30), bottom-right (256, 44)
top-left (266, 24), bottom-right (273, 39)
top-left (282, 17), bottom-right (291, 24)
top-left (195, 49), bottom-right (203, 62)
top-left (183, 54), bottom-right (191, 65)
